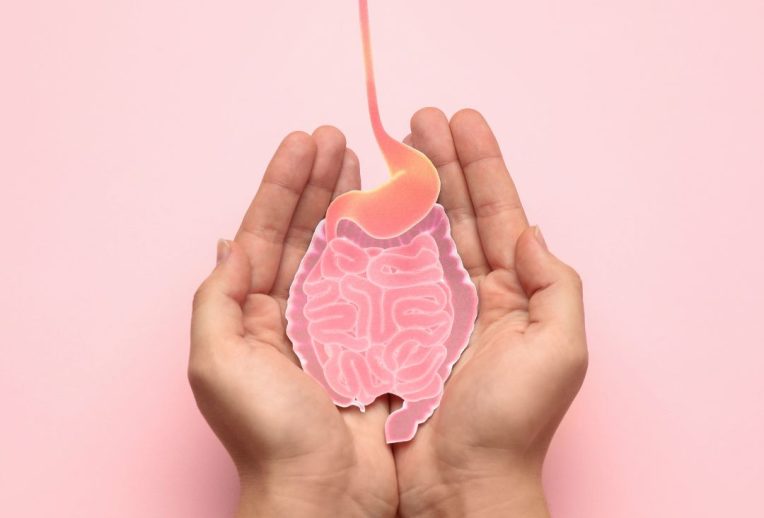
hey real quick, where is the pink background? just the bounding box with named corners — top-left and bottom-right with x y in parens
top-left (2, 1), bottom-right (763, 516)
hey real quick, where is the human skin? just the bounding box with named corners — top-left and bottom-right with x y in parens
top-left (391, 108), bottom-right (587, 517)
top-left (189, 108), bottom-right (587, 517)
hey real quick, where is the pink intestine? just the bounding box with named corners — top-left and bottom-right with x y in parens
top-left (287, 205), bottom-right (478, 443)
top-left (302, 232), bottom-right (454, 408)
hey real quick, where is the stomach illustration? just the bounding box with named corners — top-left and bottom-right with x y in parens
top-left (285, 0), bottom-right (478, 443)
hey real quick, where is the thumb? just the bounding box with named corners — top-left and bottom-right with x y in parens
top-left (515, 226), bottom-right (585, 338)
top-left (190, 239), bottom-right (252, 361)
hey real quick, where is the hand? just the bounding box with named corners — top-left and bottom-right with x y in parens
top-left (392, 108), bottom-right (588, 518)
top-left (189, 127), bottom-right (397, 517)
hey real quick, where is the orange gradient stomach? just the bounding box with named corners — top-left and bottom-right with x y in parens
top-left (324, 0), bottom-right (440, 241)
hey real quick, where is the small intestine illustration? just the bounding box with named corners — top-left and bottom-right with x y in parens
top-left (286, 0), bottom-right (478, 443)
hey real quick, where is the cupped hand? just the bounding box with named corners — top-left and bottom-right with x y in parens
top-left (392, 108), bottom-right (588, 518)
top-left (189, 127), bottom-right (397, 518)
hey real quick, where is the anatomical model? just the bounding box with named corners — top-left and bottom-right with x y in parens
top-left (286, 0), bottom-right (478, 443)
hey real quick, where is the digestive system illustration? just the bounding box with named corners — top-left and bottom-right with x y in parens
top-left (285, 0), bottom-right (478, 443)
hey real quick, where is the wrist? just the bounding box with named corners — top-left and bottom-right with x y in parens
top-left (238, 488), bottom-right (351, 518)
top-left (237, 469), bottom-right (396, 518)
top-left (237, 480), bottom-right (353, 518)
top-left (401, 468), bottom-right (549, 518)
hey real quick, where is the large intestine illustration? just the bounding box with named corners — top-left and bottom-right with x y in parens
top-left (285, 0), bottom-right (478, 443)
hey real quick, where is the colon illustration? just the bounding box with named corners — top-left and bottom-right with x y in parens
top-left (285, 0), bottom-right (478, 443)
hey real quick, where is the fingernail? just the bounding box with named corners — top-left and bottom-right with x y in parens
top-left (216, 239), bottom-right (231, 264)
top-left (533, 226), bottom-right (548, 251)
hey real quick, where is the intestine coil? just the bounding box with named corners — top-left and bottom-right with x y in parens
top-left (286, 0), bottom-right (478, 443)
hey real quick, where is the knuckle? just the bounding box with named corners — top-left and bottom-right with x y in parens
top-left (547, 327), bottom-right (589, 378)
top-left (187, 359), bottom-right (209, 393)
top-left (187, 353), bottom-right (219, 394)
top-left (563, 265), bottom-right (583, 292)
top-left (192, 282), bottom-right (210, 312)
top-left (569, 345), bottom-right (589, 376)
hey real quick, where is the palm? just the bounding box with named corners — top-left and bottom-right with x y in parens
top-left (390, 270), bottom-right (519, 488)
top-left (393, 270), bottom-right (561, 492)
top-left (433, 268), bottom-right (567, 448)
top-left (432, 269), bottom-right (536, 445)
top-left (235, 292), bottom-right (396, 506)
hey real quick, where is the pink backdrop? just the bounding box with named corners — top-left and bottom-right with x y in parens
top-left (2, 1), bottom-right (763, 516)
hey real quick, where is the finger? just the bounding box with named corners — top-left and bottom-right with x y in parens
top-left (331, 147), bottom-right (361, 200)
top-left (410, 107), bottom-right (490, 279)
top-left (190, 240), bottom-right (251, 366)
top-left (235, 131), bottom-right (317, 294)
top-left (341, 396), bottom-right (390, 445)
top-left (514, 226), bottom-right (585, 345)
top-left (402, 133), bottom-right (413, 146)
top-left (271, 126), bottom-right (346, 300)
top-left (450, 109), bottom-right (528, 271)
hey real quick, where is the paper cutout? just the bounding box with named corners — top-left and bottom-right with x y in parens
top-left (285, 0), bottom-right (478, 443)
top-left (287, 207), bottom-right (477, 442)
top-left (325, 0), bottom-right (440, 241)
